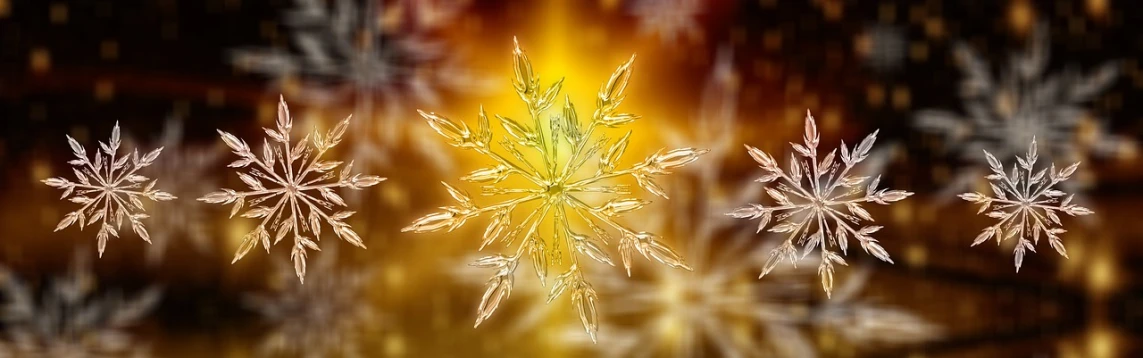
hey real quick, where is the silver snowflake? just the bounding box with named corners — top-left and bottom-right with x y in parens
top-left (127, 117), bottom-right (223, 265)
top-left (958, 138), bottom-right (1093, 271)
top-left (231, 0), bottom-right (488, 173)
top-left (915, 23), bottom-right (1128, 200)
top-left (730, 111), bottom-right (912, 297)
top-left (628, 0), bottom-right (703, 46)
top-left (244, 248), bottom-right (379, 358)
top-left (42, 123), bottom-right (177, 257)
top-left (0, 252), bottom-right (161, 358)
top-left (198, 96), bottom-right (386, 283)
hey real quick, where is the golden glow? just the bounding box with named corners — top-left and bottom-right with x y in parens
top-left (1008, 0), bottom-right (1035, 37)
top-left (1086, 325), bottom-right (1116, 358)
top-left (1086, 247), bottom-right (1116, 295)
top-left (29, 47), bottom-right (51, 74)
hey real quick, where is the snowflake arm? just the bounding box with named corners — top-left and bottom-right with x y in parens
top-left (729, 111), bottom-right (912, 297)
top-left (199, 96), bottom-right (385, 283)
top-left (42, 123), bottom-right (177, 257)
top-left (958, 138), bottom-right (1093, 272)
top-left (403, 38), bottom-right (706, 341)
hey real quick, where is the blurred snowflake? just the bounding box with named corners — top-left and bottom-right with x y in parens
top-left (628, 0), bottom-right (703, 46)
top-left (125, 118), bottom-right (223, 265)
top-left (199, 97), bottom-right (386, 283)
top-left (404, 39), bottom-right (707, 340)
top-left (231, 0), bottom-right (490, 174)
top-left (568, 148), bottom-right (936, 357)
top-left (914, 23), bottom-right (1129, 200)
top-left (244, 248), bottom-right (379, 358)
top-left (959, 138), bottom-right (1093, 271)
top-left (857, 24), bottom-right (907, 74)
top-left (0, 252), bottom-right (161, 357)
top-left (660, 45), bottom-right (739, 178)
top-left (42, 123), bottom-right (177, 257)
top-left (731, 111), bottom-right (912, 297)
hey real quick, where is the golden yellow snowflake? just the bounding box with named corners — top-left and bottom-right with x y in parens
top-left (404, 38), bottom-right (706, 341)
top-left (199, 97), bottom-right (386, 283)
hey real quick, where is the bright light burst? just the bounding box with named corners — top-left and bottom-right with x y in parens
top-left (730, 111), bottom-right (912, 297)
top-left (42, 123), bottom-right (177, 257)
top-left (199, 97), bottom-right (386, 283)
top-left (404, 38), bottom-right (707, 341)
top-left (958, 138), bottom-right (1094, 271)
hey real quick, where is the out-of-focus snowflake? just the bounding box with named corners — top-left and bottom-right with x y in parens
top-left (244, 247), bottom-right (379, 358)
top-left (42, 123), bottom-right (177, 257)
top-left (857, 24), bottom-right (907, 74)
top-left (231, 0), bottom-right (489, 173)
top-left (628, 0), bottom-right (703, 46)
top-left (730, 111), bottom-right (912, 297)
top-left (404, 38), bottom-right (707, 340)
top-left (958, 138), bottom-right (1093, 271)
top-left (661, 45), bottom-right (738, 179)
top-left (567, 175), bottom-right (937, 357)
top-left (126, 118), bottom-right (223, 265)
top-left (0, 252), bottom-right (161, 357)
top-left (915, 23), bottom-right (1129, 200)
top-left (199, 97), bottom-right (386, 282)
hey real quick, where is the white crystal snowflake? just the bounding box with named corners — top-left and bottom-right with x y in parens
top-left (958, 138), bottom-right (1093, 271)
top-left (231, 0), bottom-right (488, 174)
top-left (244, 248), bottom-right (378, 358)
top-left (130, 117), bottom-right (223, 265)
top-left (199, 96), bottom-right (386, 283)
top-left (628, 0), bottom-right (703, 46)
top-left (0, 252), bottom-right (161, 358)
top-left (404, 38), bottom-right (706, 341)
top-left (42, 123), bottom-right (177, 257)
top-left (730, 111), bottom-right (912, 297)
top-left (915, 23), bottom-right (1128, 199)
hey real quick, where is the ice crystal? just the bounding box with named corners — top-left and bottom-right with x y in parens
top-left (404, 38), bottom-right (706, 341)
top-left (132, 118), bottom-right (223, 265)
top-left (199, 96), bottom-right (386, 283)
top-left (730, 111), bottom-right (912, 297)
top-left (0, 252), bottom-right (161, 357)
top-left (244, 248), bottom-right (378, 357)
top-left (628, 0), bottom-right (703, 45)
top-left (958, 138), bottom-right (1093, 271)
top-left (42, 123), bottom-right (177, 257)
top-left (915, 23), bottom-right (1127, 199)
top-left (231, 0), bottom-right (487, 173)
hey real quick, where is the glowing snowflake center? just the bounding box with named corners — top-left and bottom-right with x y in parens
top-left (543, 182), bottom-right (568, 197)
top-left (285, 181), bottom-right (301, 195)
